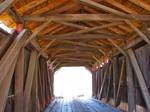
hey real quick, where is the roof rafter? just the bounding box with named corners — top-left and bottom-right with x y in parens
top-left (44, 33), bottom-right (125, 40)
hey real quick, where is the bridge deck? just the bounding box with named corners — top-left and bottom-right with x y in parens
top-left (44, 98), bottom-right (121, 112)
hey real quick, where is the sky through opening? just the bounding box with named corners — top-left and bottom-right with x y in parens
top-left (54, 67), bottom-right (92, 98)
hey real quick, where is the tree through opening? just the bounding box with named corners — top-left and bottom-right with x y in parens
top-left (54, 66), bottom-right (92, 99)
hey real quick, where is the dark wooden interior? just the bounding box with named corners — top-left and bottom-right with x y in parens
top-left (0, 0), bottom-right (150, 112)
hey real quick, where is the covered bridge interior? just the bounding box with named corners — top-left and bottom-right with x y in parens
top-left (0, 0), bottom-right (150, 112)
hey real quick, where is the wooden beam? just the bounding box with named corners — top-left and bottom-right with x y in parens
top-left (43, 39), bottom-right (56, 51)
top-left (57, 60), bottom-right (93, 65)
top-left (59, 40), bottom-right (106, 50)
top-left (125, 20), bottom-right (150, 45)
top-left (45, 2), bottom-right (79, 15)
top-left (128, 49), bottom-right (150, 111)
top-left (48, 47), bottom-right (102, 57)
top-left (0, 54), bottom-right (18, 112)
top-left (54, 52), bottom-right (101, 59)
top-left (0, 29), bottom-right (28, 84)
top-left (0, 0), bottom-right (14, 14)
top-left (24, 50), bottom-right (38, 112)
top-left (0, 30), bottom-right (28, 112)
top-left (92, 71), bottom-right (97, 96)
top-left (112, 57), bottom-right (119, 106)
top-left (45, 22), bottom-right (124, 37)
top-left (56, 57), bottom-right (93, 62)
top-left (38, 39), bottom-right (56, 57)
top-left (108, 39), bottom-right (127, 56)
top-left (106, 63), bottom-right (112, 101)
top-left (25, 21), bottom-right (51, 45)
top-left (24, 14), bottom-right (125, 22)
top-left (98, 63), bottom-right (110, 99)
top-left (0, 30), bottom-right (16, 59)
top-left (14, 48), bottom-right (25, 112)
top-left (53, 21), bottom-right (125, 56)
top-left (56, 54), bottom-right (94, 60)
top-left (6, 7), bottom-right (48, 59)
top-left (30, 57), bottom-right (39, 112)
top-left (126, 58), bottom-right (136, 112)
top-left (7, 6), bottom-right (24, 23)
top-left (24, 14), bottom-right (150, 22)
top-left (59, 62), bottom-right (91, 67)
top-left (48, 43), bottom-right (110, 51)
top-left (129, 0), bottom-right (150, 12)
top-left (30, 38), bottom-right (48, 59)
top-left (116, 58), bottom-right (125, 105)
top-left (93, 56), bottom-right (101, 63)
top-left (17, 0), bottom-right (48, 15)
top-left (31, 0), bottom-right (68, 15)
top-left (80, 0), bottom-right (150, 20)
top-left (79, 0), bottom-right (134, 57)
top-left (105, 0), bottom-right (137, 14)
top-left (44, 33), bottom-right (125, 40)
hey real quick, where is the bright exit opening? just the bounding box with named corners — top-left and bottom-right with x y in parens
top-left (54, 67), bottom-right (92, 98)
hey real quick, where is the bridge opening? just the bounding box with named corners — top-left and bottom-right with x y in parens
top-left (54, 66), bottom-right (92, 99)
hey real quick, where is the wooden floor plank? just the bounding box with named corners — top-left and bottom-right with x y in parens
top-left (44, 98), bottom-right (122, 112)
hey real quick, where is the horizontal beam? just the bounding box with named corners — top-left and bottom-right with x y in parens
top-left (56, 57), bottom-right (94, 62)
top-left (24, 14), bottom-right (150, 22)
top-left (49, 48), bottom-right (102, 57)
top-left (44, 33), bottom-right (125, 40)
top-left (58, 40), bottom-right (108, 50)
top-left (56, 59), bottom-right (93, 63)
top-left (59, 62), bottom-right (91, 66)
top-left (48, 43), bottom-right (110, 50)
top-left (53, 53), bottom-right (101, 60)
top-left (24, 14), bottom-right (124, 22)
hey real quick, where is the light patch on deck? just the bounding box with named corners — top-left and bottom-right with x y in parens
top-left (54, 67), bottom-right (92, 98)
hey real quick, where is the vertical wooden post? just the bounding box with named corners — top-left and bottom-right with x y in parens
top-left (30, 56), bottom-right (39, 112)
top-left (106, 63), bottom-right (112, 101)
top-left (14, 48), bottom-right (25, 112)
top-left (98, 63), bottom-right (109, 99)
top-left (41, 59), bottom-right (46, 108)
top-left (126, 57), bottom-right (136, 112)
top-left (96, 69), bottom-right (101, 98)
top-left (0, 29), bottom-right (28, 112)
top-left (37, 62), bottom-right (42, 111)
top-left (24, 50), bottom-right (38, 112)
top-left (38, 58), bottom-right (45, 111)
top-left (0, 29), bottom-right (28, 83)
top-left (128, 49), bottom-right (150, 111)
top-left (0, 55), bottom-right (18, 112)
top-left (116, 58), bottom-right (126, 105)
top-left (92, 71), bottom-right (96, 97)
top-left (112, 57), bottom-right (119, 106)
top-left (95, 71), bottom-right (98, 98)
top-left (50, 70), bottom-right (54, 98)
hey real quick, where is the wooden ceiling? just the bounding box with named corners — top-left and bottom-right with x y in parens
top-left (0, 0), bottom-right (150, 70)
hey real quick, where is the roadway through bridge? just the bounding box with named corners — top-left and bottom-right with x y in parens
top-left (44, 98), bottom-right (121, 112)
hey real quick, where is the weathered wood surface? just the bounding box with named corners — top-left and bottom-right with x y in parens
top-left (126, 58), bottom-right (136, 112)
top-left (128, 48), bottom-right (150, 111)
top-left (44, 98), bottom-right (121, 112)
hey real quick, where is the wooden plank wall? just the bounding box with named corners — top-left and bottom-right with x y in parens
top-left (0, 29), bottom-right (54, 112)
top-left (92, 43), bottom-right (150, 112)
